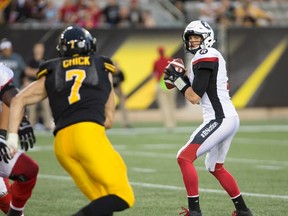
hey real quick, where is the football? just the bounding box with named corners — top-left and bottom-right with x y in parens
top-left (164, 58), bottom-right (185, 89)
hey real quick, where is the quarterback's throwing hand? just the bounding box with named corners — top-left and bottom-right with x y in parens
top-left (164, 64), bottom-right (184, 82)
top-left (164, 60), bottom-right (190, 94)
top-left (18, 117), bottom-right (36, 151)
top-left (0, 132), bottom-right (11, 163)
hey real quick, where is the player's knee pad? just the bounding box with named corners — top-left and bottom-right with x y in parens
top-left (9, 154), bottom-right (39, 182)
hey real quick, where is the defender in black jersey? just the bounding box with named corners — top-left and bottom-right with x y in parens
top-left (165, 20), bottom-right (253, 216)
top-left (7, 26), bottom-right (134, 216)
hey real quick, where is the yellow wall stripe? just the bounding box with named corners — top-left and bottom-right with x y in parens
top-left (112, 35), bottom-right (182, 109)
top-left (125, 78), bottom-right (157, 109)
top-left (232, 37), bottom-right (288, 108)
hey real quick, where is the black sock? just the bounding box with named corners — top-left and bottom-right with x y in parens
top-left (232, 195), bottom-right (248, 211)
top-left (188, 196), bottom-right (201, 212)
top-left (77, 195), bottom-right (129, 216)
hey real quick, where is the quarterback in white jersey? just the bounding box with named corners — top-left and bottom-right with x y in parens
top-left (189, 47), bottom-right (238, 121)
top-left (164, 21), bottom-right (253, 216)
top-left (0, 63), bottom-right (39, 216)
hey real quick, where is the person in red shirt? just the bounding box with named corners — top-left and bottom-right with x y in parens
top-left (152, 46), bottom-right (177, 131)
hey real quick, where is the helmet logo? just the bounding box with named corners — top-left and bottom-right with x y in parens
top-left (69, 40), bottom-right (75, 49)
top-left (78, 41), bottom-right (85, 48)
top-left (201, 21), bottom-right (211, 30)
top-left (199, 49), bottom-right (208, 55)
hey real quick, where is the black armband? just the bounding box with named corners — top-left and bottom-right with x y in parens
top-left (174, 75), bottom-right (190, 95)
top-left (0, 129), bottom-right (7, 139)
top-left (0, 82), bottom-right (15, 102)
top-left (0, 82), bottom-right (14, 95)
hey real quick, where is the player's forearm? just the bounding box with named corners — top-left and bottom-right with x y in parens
top-left (8, 96), bottom-right (25, 133)
top-left (184, 88), bottom-right (201, 105)
top-left (104, 93), bottom-right (115, 129)
top-left (105, 73), bottom-right (116, 129)
top-left (104, 101), bottom-right (115, 129)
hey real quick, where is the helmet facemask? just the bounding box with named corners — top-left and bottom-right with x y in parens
top-left (183, 31), bottom-right (204, 54)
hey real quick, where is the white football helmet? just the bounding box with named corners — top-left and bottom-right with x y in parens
top-left (182, 20), bottom-right (215, 54)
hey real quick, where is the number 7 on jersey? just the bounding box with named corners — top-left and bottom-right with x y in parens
top-left (66, 69), bottom-right (86, 104)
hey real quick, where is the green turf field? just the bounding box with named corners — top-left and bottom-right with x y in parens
top-left (15, 120), bottom-right (288, 216)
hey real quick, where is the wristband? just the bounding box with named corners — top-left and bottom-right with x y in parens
top-left (7, 133), bottom-right (19, 150)
top-left (174, 76), bottom-right (190, 94)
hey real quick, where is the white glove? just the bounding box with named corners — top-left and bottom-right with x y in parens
top-left (6, 133), bottom-right (19, 158)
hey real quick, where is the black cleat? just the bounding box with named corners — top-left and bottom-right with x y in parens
top-left (7, 208), bottom-right (23, 216)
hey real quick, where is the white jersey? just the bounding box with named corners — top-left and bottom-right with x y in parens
top-left (0, 63), bottom-right (23, 175)
top-left (189, 47), bottom-right (238, 121)
top-left (0, 62), bottom-right (14, 89)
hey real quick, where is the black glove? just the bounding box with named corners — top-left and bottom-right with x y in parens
top-left (0, 129), bottom-right (10, 163)
top-left (164, 65), bottom-right (190, 94)
top-left (18, 116), bottom-right (36, 151)
top-left (164, 64), bottom-right (183, 82)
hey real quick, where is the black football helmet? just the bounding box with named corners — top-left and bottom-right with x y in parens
top-left (56, 26), bottom-right (97, 57)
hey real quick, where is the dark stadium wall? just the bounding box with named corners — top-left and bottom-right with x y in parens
top-left (227, 27), bottom-right (288, 108)
top-left (1, 27), bottom-right (288, 108)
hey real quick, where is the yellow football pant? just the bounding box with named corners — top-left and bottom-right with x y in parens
top-left (54, 122), bottom-right (135, 207)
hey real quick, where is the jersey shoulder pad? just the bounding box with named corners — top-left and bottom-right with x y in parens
top-left (193, 47), bottom-right (219, 63)
top-left (0, 63), bottom-right (14, 87)
top-left (100, 56), bottom-right (115, 74)
top-left (36, 58), bottom-right (57, 79)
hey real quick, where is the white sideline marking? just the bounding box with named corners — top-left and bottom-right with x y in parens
top-left (30, 145), bottom-right (53, 152)
top-left (38, 174), bottom-right (288, 200)
top-left (255, 165), bottom-right (283, 170)
top-left (131, 168), bottom-right (156, 173)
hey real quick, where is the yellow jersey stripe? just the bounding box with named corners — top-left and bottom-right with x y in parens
top-left (104, 63), bottom-right (115, 73)
top-left (36, 69), bottom-right (48, 79)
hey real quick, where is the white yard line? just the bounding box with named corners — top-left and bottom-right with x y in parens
top-left (233, 137), bottom-right (288, 146)
top-left (30, 145), bottom-right (288, 167)
top-left (38, 174), bottom-right (288, 200)
top-left (119, 150), bottom-right (288, 167)
top-left (35, 125), bottom-right (288, 136)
